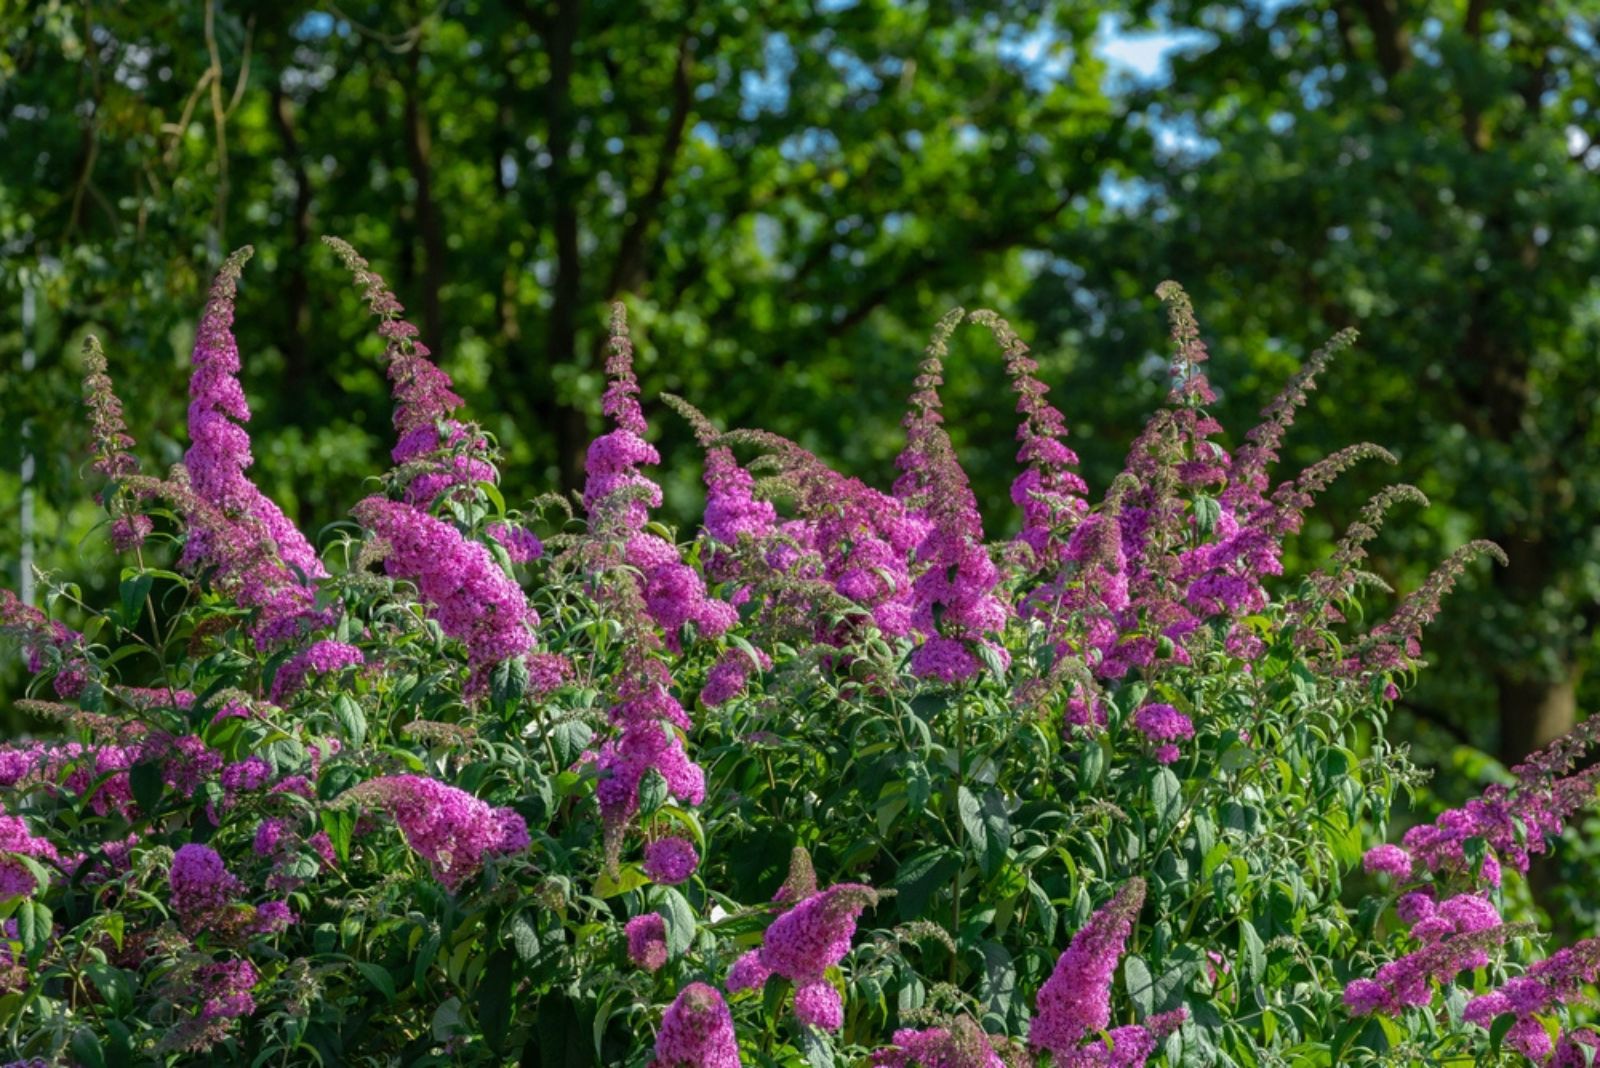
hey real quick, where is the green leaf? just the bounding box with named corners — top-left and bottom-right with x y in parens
top-left (320, 808), bottom-right (354, 866)
top-left (356, 961), bottom-right (396, 1001)
top-left (957, 786), bottom-right (1012, 877)
top-left (797, 1022), bottom-right (836, 1068)
top-left (905, 760), bottom-right (931, 816)
top-left (84, 963), bottom-right (135, 1016)
top-left (594, 866), bottom-right (651, 899)
top-left (18, 901), bottom-right (50, 956)
top-left (550, 719), bottom-right (594, 767)
top-left (490, 656), bottom-right (528, 710)
top-left (70, 1027), bottom-right (107, 1068)
top-left (1079, 738), bottom-right (1105, 791)
top-left (1193, 494), bottom-right (1222, 536)
top-left (431, 997), bottom-right (463, 1042)
top-left (657, 888), bottom-right (696, 955)
top-left (894, 848), bottom-right (959, 921)
top-left (1026, 879), bottom-right (1056, 942)
top-left (477, 481), bottom-right (507, 518)
top-left (762, 975), bottom-right (793, 1024)
top-left (1240, 920), bottom-right (1266, 984)
top-left (477, 948), bottom-right (514, 1052)
top-left (119, 573), bottom-right (153, 628)
top-left (414, 928), bottom-right (442, 989)
top-left (332, 694), bottom-right (368, 748)
top-left (1489, 1011), bottom-right (1516, 1054)
top-left (1151, 767), bottom-right (1183, 837)
top-left (637, 767), bottom-right (668, 817)
top-left (977, 940), bottom-right (1016, 1022)
top-left (509, 913), bottom-right (540, 964)
top-left (536, 990), bottom-right (596, 1067)
top-left (1125, 954), bottom-right (1155, 1017)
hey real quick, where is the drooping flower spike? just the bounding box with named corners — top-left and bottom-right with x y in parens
top-left (1031, 878), bottom-right (1183, 1065)
top-left (323, 235), bottom-right (494, 505)
top-left (80, 335), bottom-right (154, 550)
top-left (184, 246), bottom-right (323, 581)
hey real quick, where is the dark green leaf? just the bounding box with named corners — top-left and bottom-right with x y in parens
top-left (657, 888), bottom-right (696, 956)
top-left (332, 694), bottom-right (367, 748)
top-left (356, 962), bottom-right (396, 1002)
top-left (477, 949), bottom-right (514, 1052)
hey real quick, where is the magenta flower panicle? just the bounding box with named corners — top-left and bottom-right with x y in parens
top-left (625, 913), bottom-right (669, 973)
top-left (1030, 879), bottom-right (1144, 1057)
top-left (894, 310), bottom-right (1008, 683)
top-left (81, 335), bottom-right (155, 550)
top-left (652, 982), bottom-right (741, 1068)
top-left (184, 246), bottom-right (323, 581)
top-left (967, 309), bottom-right (1088, 569)
top-left (354, 496), bottom-right (534, 690)
top-left (643, 836), bottom-right (700, 886)
top-left (340, 774), bottom-right (529, 891)
top-left (869, 1018), bottom-right (1006, 1068)
top-left (323, 236), bottom-right (496, 504)
top-left (729, 876), bottom-right (877, 1031)
top-left (169, 843), bottom-right (242, 918)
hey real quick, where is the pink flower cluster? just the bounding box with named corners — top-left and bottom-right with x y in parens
top-left (0, 815), bottom-right (62, 900)
top-left (1132, 703), bottom-right (1194, 765)
top-left (1463, 939), bottom-right (1600, 1063)
top-left (488, 521), bottom-right (543, 564)
top-left (869, 1020), bottom-right (1005, 1068)
top-left (972, 309), bottom-right (1089, 570)
top-left (324, 236), bottom-right (495, 505)
top-left (590, 665), bottom-right (706, 846)
top-left (643, 837), bottom-right (700, 885)
top-left (344, 774), bottom-right (529, 891)
top-left (1364, 745), bottom-right (1600, 889)
top-left (196, 959), bottom-right (259, 1021)
top-left (81, 335), bottom-right (154, 551)
top-left (0, 590), bottom-right (90, 700)
top-left (702, 445), bottom-right (777, 548)
top-left (895, 314), bottom-right (1009, 683)
top-left (626, 913), bottom-right (669, 972)
top-left (1361, 844), bottom-right (1413, 880)
top-left (354, 496), bottom-right (535, 685)
top-left (651, 983), bottom-right (741, 1068)
top-left (271, 639), bottom-right (364, 703)
top-left (181, 249), bottom-right (326, 645)
top-left (583, 315), bottom-right (736, 650)
top-left (725, 871), bottom-right (878, 1031)
top-left (580, 308), bottom-right (725, 857)
top-left (1030, 879), bottom-right (1144, 1056)
top-left (1026, 878), bottom-right (1186, 1067)
top-left (1344, 893), bottom-right (1506, 1016)
top-left (699, 647), bottom-right (771, 708)
top-left (169, 843), bottom-right (243, 917)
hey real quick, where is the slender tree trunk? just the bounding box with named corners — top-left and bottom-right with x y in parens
top-left (270, 86), bottom-right (313, 390)
top-left (543, 0), bottom-right (588, 493)
top-left (404, 49), bottom-right (446, 351)
top-left (1497, 671), bottom-right (1580, 766)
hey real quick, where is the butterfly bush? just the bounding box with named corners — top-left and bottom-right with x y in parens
top-left (2, 240), bottom-right (1597, 1068)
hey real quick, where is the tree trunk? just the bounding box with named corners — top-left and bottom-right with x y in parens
top-left (270, 87), bottom-right (313, 392)
top-left (1497, 670), bottom-right (1579, 767)
top-left (542, 0), bottom-right (588, 493)
top-left (404, 49), bottom-right (446, 351)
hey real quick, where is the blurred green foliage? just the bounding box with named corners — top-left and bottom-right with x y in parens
top-left (2, 0), bottom-right (1597, 767)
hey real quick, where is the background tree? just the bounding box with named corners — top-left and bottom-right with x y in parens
top-left (1036, 0), bottom-right (1600, 769)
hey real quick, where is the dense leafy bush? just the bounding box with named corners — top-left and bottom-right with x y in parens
top-left (2, 241), bottom-right (1598, 1067)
